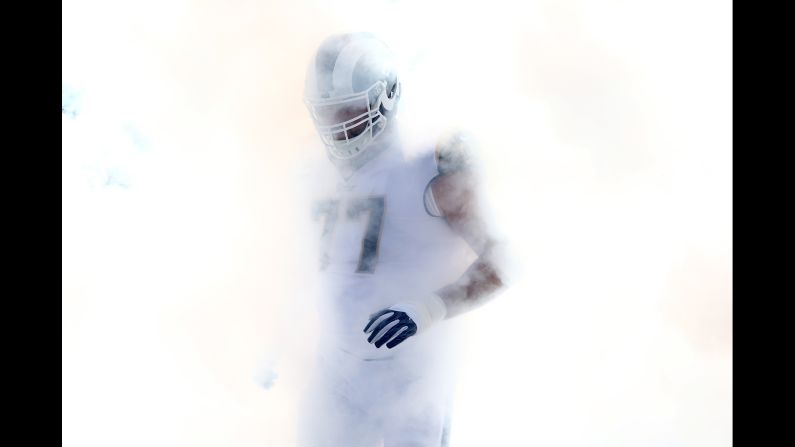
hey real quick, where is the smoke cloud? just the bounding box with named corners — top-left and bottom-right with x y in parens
top-left (63, 1), bottom-right (731, 446)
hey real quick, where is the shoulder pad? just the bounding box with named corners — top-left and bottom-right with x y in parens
top-left (434, 130), bottom-right (478, 175)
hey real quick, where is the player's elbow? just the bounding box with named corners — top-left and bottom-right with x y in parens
top-left (480, 240), bottom-right (508, 291)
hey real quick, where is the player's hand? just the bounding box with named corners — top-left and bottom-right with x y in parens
top-left (363, 309), bottom-right (418, 349)
top-left (363, 293), bottom-right (448, 349)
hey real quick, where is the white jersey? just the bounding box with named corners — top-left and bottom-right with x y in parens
top-left (308, 137), bottom-right (475, 360)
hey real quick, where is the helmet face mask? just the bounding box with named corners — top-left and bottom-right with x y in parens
top-left (304, 80), bottom-right (390, 160)
top-left (303, 33), bottom-right (401, 165)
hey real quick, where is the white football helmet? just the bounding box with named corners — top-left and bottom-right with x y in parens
top-left (304, 33), bottom-right (401, 166)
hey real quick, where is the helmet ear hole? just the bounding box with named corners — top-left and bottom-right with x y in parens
top-left (380, 79), bottom-right (400, 113)
top-left (388, 78), bottom-right (398, 97)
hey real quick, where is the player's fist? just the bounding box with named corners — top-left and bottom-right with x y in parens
top-left (363, 309), bottom-right (418, 349)
top-left (363, 293), bottom-right (448, 349)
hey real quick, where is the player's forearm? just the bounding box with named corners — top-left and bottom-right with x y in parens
top-left (436, 251), bottom-right (504, 319)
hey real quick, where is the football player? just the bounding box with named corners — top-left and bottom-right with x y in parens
top-left (299, 32), bottom-right (506, 446)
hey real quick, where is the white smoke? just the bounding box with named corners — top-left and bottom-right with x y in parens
top-left (63, 1), bottom-right (731, 446)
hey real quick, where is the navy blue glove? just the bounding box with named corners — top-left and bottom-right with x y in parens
top-left (363, 309), bottom-right (418, 349)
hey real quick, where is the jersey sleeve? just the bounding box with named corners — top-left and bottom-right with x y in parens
top-left (423, 176), bottom-right (444, 217)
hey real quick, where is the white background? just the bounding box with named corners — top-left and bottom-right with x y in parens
top-left (63, 1), bottom-right (731, 445)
